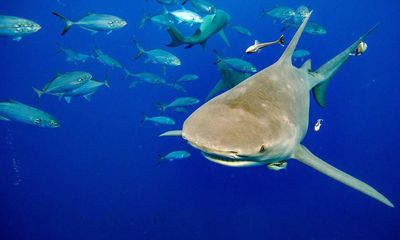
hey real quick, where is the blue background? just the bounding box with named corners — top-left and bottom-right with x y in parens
top-left (0, 0), bottom-right (399, 239)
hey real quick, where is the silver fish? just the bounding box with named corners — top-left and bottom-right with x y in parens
top-left (33, 71), bottom-right (92, 98)
top-left (0, 15), bottom-right (41, 41)
top-left (94, 48), bottom-right (123, 69)
top-left (57, 43), bottom-right (93, 64)
top-left (214, 50), bottom-right (257, 73)
top-left (52, 12), bottom-right (127, 35)
top-left (176, 74), bottom-right (199, 83)
top-left (0, 100), bottom-right (59, 128)
top-left (61, 79), bottom-right (110, 103)
top-left (134, 40), bottom-right (181, 67)
top-left (125, 70), bottom-right (167, 87)
top-left (182, 0), bottom-right (216, 14)
top-left (158, 97), bottom-right (200, 112)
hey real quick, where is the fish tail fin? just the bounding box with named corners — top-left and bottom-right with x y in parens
top-left (52, 12), bottom-right (74, 35)
top-left (139, 10), bottom-right (150, 29)
top-left (123, 69), bottom-right (131, 79)
top-left (133, 40), bottom-right (145, 59)
top-left (166, 26), bottom-right (185, 47)
top-left (157, 154), bottom-right (164, 165)
top-left (278, 35), bottom-right (285, 46)
top-left (103, 76), bottom-right (110, 88)
top-left (32, 87), bottom-right (44, 98)
top-left (293, 145), bottom-right (394, 208)
top-left (311, 23), bottom-right (378, 107)
top-left (140, 112), bottom-right (147, 123)
top-left (212, 49), bottom-right (222, 64)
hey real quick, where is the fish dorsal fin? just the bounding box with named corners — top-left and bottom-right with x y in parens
top-left (278, 11), bottom-right (312, 65)
top-left (255, 40), bottom-right (259, 45)
top-left (300, 59), bottom-right (312, 72)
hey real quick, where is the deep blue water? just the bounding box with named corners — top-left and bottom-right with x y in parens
top-left (1, 0), bottom-right (399, 239)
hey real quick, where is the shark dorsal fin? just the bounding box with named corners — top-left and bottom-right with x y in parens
top-left (278, 11), bottom-right (312, 65)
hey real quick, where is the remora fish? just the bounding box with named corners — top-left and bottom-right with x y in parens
top-left (52, 12), bottom-right (127, 35)
top-left (134, 40), bottom-right (181, 66)
top-left (158, 97), bottom-right (200, 112)
top-left (0, 15), bottom-right (41, 41)
top-left (61, 78), bottom-right (110, 103)
top-left (246, 35), bottom-right (284, 54)
top-left (177, 13), bottom-right (393, 207)
top-left (94, 48), bottom-right (123, 69)
top-left (56, 43), bottom-right (93, 64)
top-left (166, 9), bottom-right (231, 48)
top-left (182, 0), bottom-right (216, 14)
top-left (33, 71), bottom-right (92, 98)
top-left (158, 150), bottom-right (191, 164)
top-left (0, 100), bottom-right (59, 128)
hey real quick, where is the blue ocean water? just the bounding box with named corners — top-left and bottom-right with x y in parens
top-left (0, 0), bottom-right (399, 239)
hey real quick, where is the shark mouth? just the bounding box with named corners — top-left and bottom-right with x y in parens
top-left (201, 152), bottom-right (264, 167)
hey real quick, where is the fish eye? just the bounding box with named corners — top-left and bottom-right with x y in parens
top-left (34, 118), bottom-right (42, 125)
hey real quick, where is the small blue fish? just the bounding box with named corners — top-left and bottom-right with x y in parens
top-left (158, 97), bottom-right (199, 112)
top-left (176, 74), bottom-right (199, 83)
top-left (61, 79), bottom-right (110, 103)
top-left (57, 43), bottom-right (93, 64)
top-left (141, 114), bottom-right (175, 125)
top-left (0, 100), bottom-right (59, 128)
top-left (158, 150), bottom-right (191, 164)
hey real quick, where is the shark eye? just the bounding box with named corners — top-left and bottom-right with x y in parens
top-left (259, 145), bottom-right (266, 153)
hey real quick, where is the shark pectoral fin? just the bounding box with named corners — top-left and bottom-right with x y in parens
top-left (0, 115), bottom-right (11, 121)
top-left (293, 144), bottom-right (394, 208)
top-left (218, 29), bottom-right (231, 48)
top-left (159, 130), bottom-right (183, 137)
top-left (206, 79), bottom-right (227, 100)
top-left (312, 81), bottom-right (328, 107)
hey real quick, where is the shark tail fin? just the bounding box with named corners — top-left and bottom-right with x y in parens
top-left (278, 35), bottom-right (284, 46)
top-left (52, 12), bottom-right (74, 35)
top-left (133, 40), bottom-right (145, 59)
top-left (293, 144), bottom-right (394, 208)
top-left (278, 11), bottom-right (312, 65)
top-left (33, 87), bottom-right (44, 98)
top-left (311, 23), bottom-right (379, 107)
top-left (166, 26), bottom-right (185, 47)
top-left (140, 112), bottom-right (147, 124)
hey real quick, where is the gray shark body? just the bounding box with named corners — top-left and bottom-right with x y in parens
top-left (179, 13), bottom-right (393, 207)
top-left (166, 9), bottom-right (231, 48)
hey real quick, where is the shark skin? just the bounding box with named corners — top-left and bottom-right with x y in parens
top-left (178, 12), bottom-right (393, 207)
top-left (166, 9), bottom-right (231, 48)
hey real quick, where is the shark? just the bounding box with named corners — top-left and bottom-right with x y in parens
top-left (166, 9), bottom-right (231, 49)
top-left (162, 12), bottom-right (393, 207)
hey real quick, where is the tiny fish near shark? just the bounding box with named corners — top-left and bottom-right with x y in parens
top-left (246, 35), bottom-right (284, 54)
top-left (164, 12), bottom-right (393, 207)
